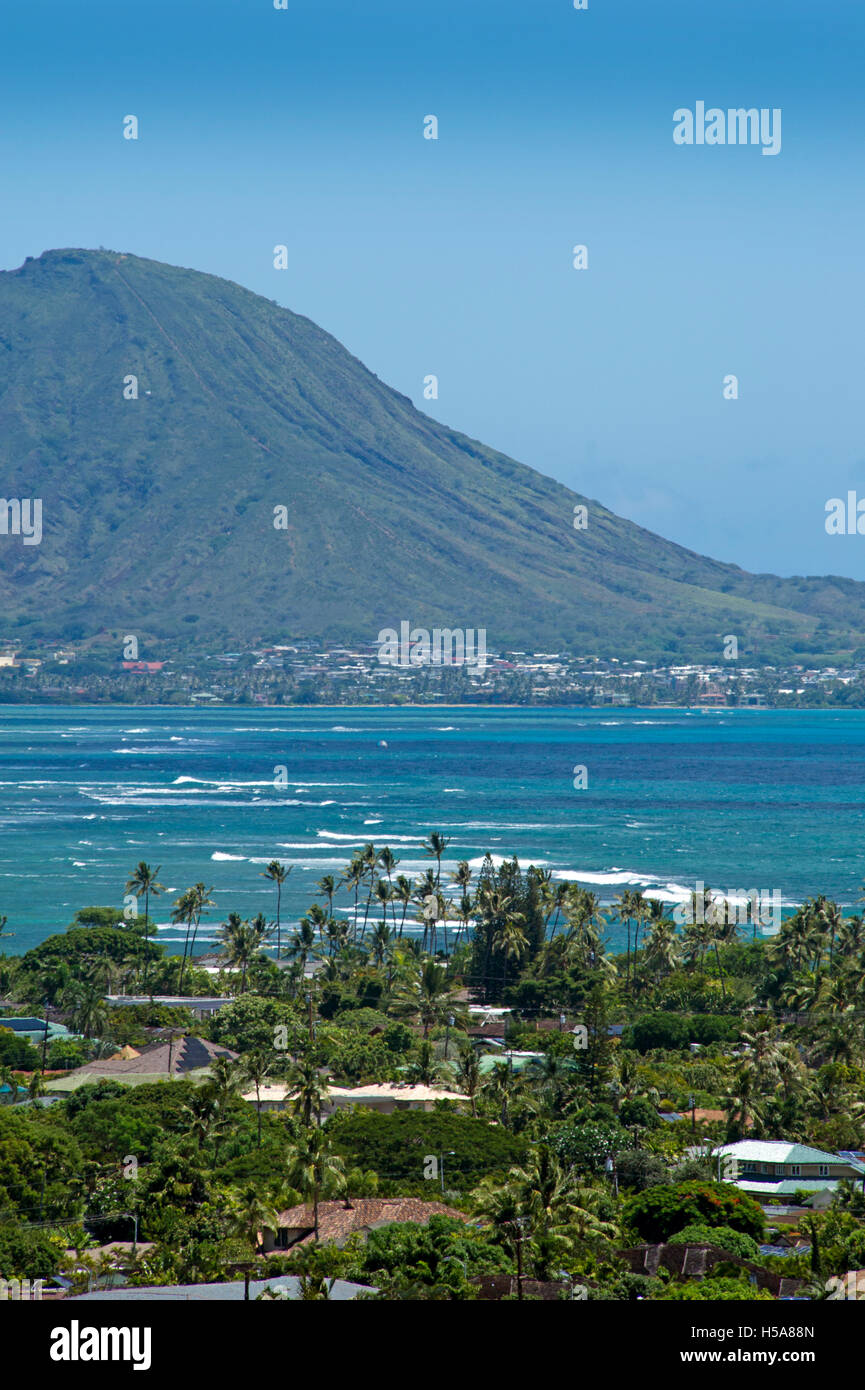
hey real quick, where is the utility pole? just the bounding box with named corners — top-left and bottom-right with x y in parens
top-left (514, 1218), bottom-right (528, 1301)
top-left (439, 1150), bottom-right (455, 1197)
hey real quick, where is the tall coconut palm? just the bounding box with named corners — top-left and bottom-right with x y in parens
top-left (225, 1186), bottom-right (281, 1297)
top-left (61, 981), bottom-right (108, 1039)
top-left (392, 875), bottom-right (413, 939)
top-left (456, 1042), bottom-right (480, 1117)
top-left (173, 882), bottom-right (215, 993)
top-left (261, 861), bottom-right (291, 961)
top-left (819, 899), bottom-right (844, 974)
top-left (374, 877), bottom-right (392, 929)
top-left (422, 831), bottom-right (451, 892)
top-left (398, 959), bottom-right (457, 1038)
top-left (242, 1049), bottom-right (274, 1148)
top-left (219, 915), bottom-right (266, 993)
top-left (547, 882), bottom-right (570, 941)
top-left (451, 860), bottom-right (473, 902)
top-left (289, 918), bottom-right (317, 978)
top-left (316, 873), bottom-right (336, 921)
top-left (630, 890), bottom-right (649, 985)
top-left (494, 916), bottom-right (528, 992)
top-left (454, 893), bottom-right (475, 951)
top-left (482, 1060), bottom-right (515, 1128)
top-left (370, 920), bottom-right (394, 968)
top-left (339, 855), bottom-right (365, 942)
top-left (124, 862), bottom-right (164, 996)
top-left (288, 1053), bottom-right (325, 1128)
top-left (378, 847), bottom-right (399, 928)
top-left (643, 914), bottom-right (680, 982)
top-left (613, 889), bottom-right (635, 991)
top-left (359, 842), bottom-right (380, 939)
top-left (287, 1128), bottom-right (346, 1241)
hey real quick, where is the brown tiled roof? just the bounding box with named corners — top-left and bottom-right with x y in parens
top-left (63, 1036), bottom-right (238, 1078)
top-left (274, 1199), bottom-right (467, 1246)
top-left (467, 1021), bottom-right (506, 1038)
top-left (618, 1244), bottom-right (804, 1299)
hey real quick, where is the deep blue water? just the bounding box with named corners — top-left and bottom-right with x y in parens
top-left (0, 705), bottom-right (863, 956)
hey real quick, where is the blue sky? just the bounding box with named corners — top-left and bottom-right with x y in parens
top-left (1, 0), bottom-right (862, 578)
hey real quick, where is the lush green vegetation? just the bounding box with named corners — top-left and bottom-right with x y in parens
top-left (1, 844), bottom-right (865, 1299)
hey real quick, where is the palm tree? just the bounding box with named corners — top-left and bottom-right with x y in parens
top-left (642, 914), bottom-right (680, 982)
top-left (398, 960), bottom-right (457, 1038)
top-left (548, 882), bottom-right (569, 941)
top-left (306, 902), bottom-right (328, 946)
top-left (172, 883), bottom-right (215, 994)
top-left (374, 877), bottom-right (392, 931)
top-left (630, 890), bottom-right (649, 985)
top-left (482, 1060), bottom-right (515, 1129)
top-left (219, 915), bottom-right (268, 993)
top-left (288, 918), bottom-right (317, 977)
top-left (339, 855), bottom-right (365, 942)
top-left (494, 916), bottom-right (528, 992)
top-left (682, 919), bottom-right (713, 976)
top-left (392, 875), bottom-right (413, 938)
top-left (261, 861), bottom-right (290, 960)
top-left (422, 831), bottom-right (451, 892)
top-left (378, 847), bottom-right (399, 928)
top-left (242, 1049), bottom-right (274, 1148)
top-left (287, 1128), bottom-right (346, 1241)
top-left (454, 893), bottom-right (475, 951)
top-left (451, 860), bottom-right (472, 903)
top-left (614, 889), bottom-right (634, 990)
top-left (819, 899), bottom-right (844, 974)
top-left (370, 920), bottom-right (394, 968)
top-left (171, 888), bottom-right (197, 984)
top-left (288, 1054), bottom-right (325, 1128)
top-left (61, 981), bottom-right (108, 1039)
top-left (225, 1186), bottom-right (281, 1298)
top-left (359, 842), bottom-right (380, 939)
top-left (414, 870), bottom-right (438, 950)
top-left (456, 1042), bottom-right (480, 1118)
top-left (125, 862), bottom-right (164, 997)
top-left (316, 874), bottom-right (336, 920)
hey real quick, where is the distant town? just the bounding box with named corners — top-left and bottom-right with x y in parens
top-left (1, 640), bottom-right (865, 707)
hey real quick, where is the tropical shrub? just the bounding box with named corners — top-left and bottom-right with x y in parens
top-left (623, 1181), bottom-right (764, 1243)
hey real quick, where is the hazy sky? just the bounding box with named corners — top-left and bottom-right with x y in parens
top-left (1, 0), bottom-right (862, 578)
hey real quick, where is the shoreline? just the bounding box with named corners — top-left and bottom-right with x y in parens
top-left (0, 701), bottom-right (854, 712)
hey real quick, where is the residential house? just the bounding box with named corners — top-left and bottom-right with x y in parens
top-left (713, 1139), bottom-right (865, 1204)
top-left (261, 1198), bottom-right (468, 1253)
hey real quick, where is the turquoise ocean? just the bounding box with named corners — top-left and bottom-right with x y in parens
top-left (1, 705), bottom-right (863, 957)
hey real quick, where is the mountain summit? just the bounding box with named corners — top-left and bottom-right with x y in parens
top-left (0, 248), bottom-right (860, 662)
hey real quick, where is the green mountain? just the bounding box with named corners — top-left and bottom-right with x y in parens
top-left (0, 247), bottom-right (860, 663)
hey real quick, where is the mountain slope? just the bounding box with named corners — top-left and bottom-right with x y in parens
top-left (0, 247), bottom-right (860, 662)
